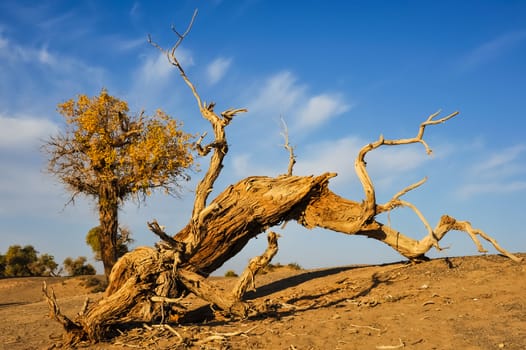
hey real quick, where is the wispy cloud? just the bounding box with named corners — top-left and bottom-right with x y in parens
top-left (294, 136), bottom-right (430, 192)
top-left (0, 33), bottom-right (47, 64)
top-left (0, 33), bottom-right (106, 112)
top-left (458, 30), bottom-right (526, 71)
top-left (0, 33), bottom-right (7, 49)
top-left (473, 144), bottom-right (526, 173)
top-left (230, 153), bottom-right (279, 178)
top-left (206, 57), bottom-right (232, 85)
top-left (127, 50), bottom-right (194, 111)
top-left (295, 137), bottom-right (362, 184)
top-left (113, 36), bottom-right (147, 52)
top-left (130, 1), bottom-right (140, 17)
top-left (458, 181), bottom-right (526, 198)
top-left (296, 93), bottom-right (351, 130)
top-left (0, 114), bottom-right (58, 149)
top-left (457, 143), bottom-right (526, 198)
top-left (134, 50), bottom-right (193, 86)
top-left (247, 71), bottom-right (350, 134)
top-left (248, 71), bottom-right (306, 115)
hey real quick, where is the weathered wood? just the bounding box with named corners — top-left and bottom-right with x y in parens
top-left (232, 231), bottom-right (279, 300)
top-left (176, 173), bottom-right (335, 275)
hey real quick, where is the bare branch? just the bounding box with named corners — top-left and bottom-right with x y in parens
top-left (232, 231), bottom-right (280, 299)
top-left (148, 11), bottom-right (249, 256)
top-left (147, 220), bottom-right (185, 253)
top-left (390, 177), bottom-right (428, 202)
top-left (280, 117), bottom-right (296, 176)
top-left (170, 9), bottom-right (198, 54)
top-left (42, 282), bottom-right (84, 344)
top-left (354, 111), bottom-right (459, 224)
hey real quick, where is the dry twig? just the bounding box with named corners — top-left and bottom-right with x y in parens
top-left (376, 338), bottom-right (405, 349)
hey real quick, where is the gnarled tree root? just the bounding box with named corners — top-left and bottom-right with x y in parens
top-left (43, 232), bottom-right (280, 345)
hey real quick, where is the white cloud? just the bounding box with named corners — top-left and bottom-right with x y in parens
top-left (129, 1), bottom-right (140, 17)
top-left (0, 114), bottom-right (58, 149)
top-left (367, 145), bottom-right (430, 174)
top-left (0, 35), bottom-right (7, 49)
top-left (296, 93), bottom-right (351, 130)
top-left (459, 30), bottom-right (526, 71)
top-left (38, 45), bottom-right (56, 65)
top-left (127, 49), bottom-right (195, 111)
top-left (248, 71), bottom-right (306, 115)
top-left (457, 143), bottom-right (526, 198)
top-left (206, 57), bottom-right (232, 85)
top-left (0, 35), bottom-right (56, 66)
top-left (230, 153), bottom-right (278, 178)
top-left (247, 70), bottom-right (351, 134)
top-left (295, 137), bottom-right (430, 190)
top-left (295, 137), bottom-right (362, 185)
top-left (138, 52), bottom-right (175, 84)
top-left (473, 144), bottom-right (526, 173)
top-left (458, 181), bottom-right (526, 199)
top-left (134, 50), bottom-right (194, 87)
top-left (115, 36), bottom-right (146, 51)
top-left (0, 33), bottom-right (106, 107)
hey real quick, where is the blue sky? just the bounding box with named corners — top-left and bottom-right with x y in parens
top-left (1, 0), bottom-right (525, 275)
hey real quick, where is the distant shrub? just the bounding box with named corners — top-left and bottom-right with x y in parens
top-left (267, 262), bottom-right (282, 270)
top-left (86, 226), bottom-right (133, 262)
top-left (0, 245), bottom-right (58, 277)
top-left (263, 262), bottom-right (302, 273)
top-left (287, 262), bottom-right (303, 270)
top-left (81, 276), bottom-right (107, 293)
top-left (224, 270), bottom-right (238, 277)
top-left (63, 256), bottom-right (96, 276)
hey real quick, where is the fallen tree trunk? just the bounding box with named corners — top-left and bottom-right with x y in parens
top-left (44, 169), bottom-right (521, 345)
top-left (175, 173), bottom-right (336, 276)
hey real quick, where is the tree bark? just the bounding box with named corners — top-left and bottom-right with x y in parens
top-left (174, 173), bottom-right (335, 276)
top-left (98, 182), bottom-right (119, 279)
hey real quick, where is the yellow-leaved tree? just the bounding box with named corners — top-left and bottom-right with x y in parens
top-left (44, 89), bottom-right (195, 278)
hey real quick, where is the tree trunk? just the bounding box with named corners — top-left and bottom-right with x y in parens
top-left (98, 182), bottom-right (119, 279)
top-left (175, 173), bottom-right (335, 276)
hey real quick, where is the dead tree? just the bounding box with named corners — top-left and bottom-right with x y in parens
top-left (44, 11), bottom-right (522, 345)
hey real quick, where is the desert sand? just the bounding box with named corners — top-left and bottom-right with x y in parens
top-left (0, 253), bottom-right (524, 349)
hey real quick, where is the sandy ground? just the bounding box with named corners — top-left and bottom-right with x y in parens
top-left (0, 253), bottom-right (524, 350)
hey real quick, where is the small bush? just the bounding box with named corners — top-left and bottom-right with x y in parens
top-left (63, 256), bottom-right (96, 276)
top-left (80, 276), bottom-right (107, 293)
top-left (224, 270), bottom-right (238, 277)
top-left (287, 262), bottom-right (303, 270)
top-left (263, 262), bottom-right (302, 273)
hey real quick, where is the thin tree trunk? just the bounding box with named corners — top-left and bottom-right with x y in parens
top-left (98, 182), bottom-right (119, 279)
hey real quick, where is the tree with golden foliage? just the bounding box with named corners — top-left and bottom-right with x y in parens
top-left (44, 89), bottom-right (195, 278)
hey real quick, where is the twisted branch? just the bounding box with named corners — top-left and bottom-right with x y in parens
top-left (280, 117), bottom-right (296, 176)
top-left (148, 10), bottom-right (247, 255)
top-left (354, 110), bottom-right (459, 224)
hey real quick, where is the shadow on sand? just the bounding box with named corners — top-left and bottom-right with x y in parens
top-left (180, 261), bottom-right (406, 324)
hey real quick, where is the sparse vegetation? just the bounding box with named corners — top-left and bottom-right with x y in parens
top-left (63, 256), bottom-right (96, 276)
top-left (263, 262), bottom-right (302, 273)
top-left (224, 270), bottom-right (238, 277)
top-left (286, 262), bottom-right (302, 270)
top-left (0, 245), bottom-right (58, 277)
top-left (80, 276), bottom-right (107, 293)
top-left (86, 226), bottom-right (134, 261)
